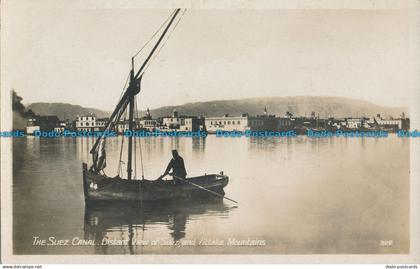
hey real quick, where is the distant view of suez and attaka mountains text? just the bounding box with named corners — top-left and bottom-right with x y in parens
top-left (12, 91), bottom-right (412, 138)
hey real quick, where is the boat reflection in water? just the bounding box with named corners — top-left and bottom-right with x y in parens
top-left (83, 198), bottom-right (235, 254)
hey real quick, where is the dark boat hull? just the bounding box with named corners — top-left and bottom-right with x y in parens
top-left (82, 163), bottom-right (229, 203)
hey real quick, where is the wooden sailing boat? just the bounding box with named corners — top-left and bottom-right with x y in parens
top-left (81, 9), bottom-right (230, 203)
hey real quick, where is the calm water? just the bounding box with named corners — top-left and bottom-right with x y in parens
top-left (13, 135), bottom-right (409, 254)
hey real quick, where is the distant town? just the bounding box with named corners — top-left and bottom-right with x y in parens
top-left (24, 106), bottom-right (410, 135)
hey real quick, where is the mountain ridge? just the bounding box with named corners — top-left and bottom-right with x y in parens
top-left (146, 96), bottom-right (407, 118)
top-left (27, 96), bottom-right (408, 121)
top-left (27, 102), bottom-right (112, 121)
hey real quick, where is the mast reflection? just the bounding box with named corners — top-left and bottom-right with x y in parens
top-left (83, 198), bottom-right (233, 254)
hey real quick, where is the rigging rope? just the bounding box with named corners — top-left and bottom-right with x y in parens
top-left (132, 10), bottom-right (177, 59)
top-left (118, 71), bottom-right (131, 102)
top-left (141, 9), bottom-right (187, 76)
top-left (134, 123), bottom-right (137, 179)
top-left (104, 9), bottom-right (186, 179)
top-left (117, 108), bottom-right (128, 177)
top-left (133, 97), bottom-right (138, 179)
top-left (135, 96), bottom-right (145, 180)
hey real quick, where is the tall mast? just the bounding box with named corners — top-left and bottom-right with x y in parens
top-left (127, 58), bottom-right (135, 180)
top-left (126, 8), bottom-right (181, 180)
top-left (89, 9), bottom-right (182, 176)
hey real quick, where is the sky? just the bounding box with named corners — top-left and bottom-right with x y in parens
top-left (2, 1), bottom-right (420, 111)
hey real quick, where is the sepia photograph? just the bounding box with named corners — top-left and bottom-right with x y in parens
top-left (1, 0), bottom-right (420, 266)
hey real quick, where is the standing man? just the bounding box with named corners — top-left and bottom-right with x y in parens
top-left (160, 150), bottom-right (187, 183)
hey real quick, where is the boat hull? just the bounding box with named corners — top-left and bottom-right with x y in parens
top-left (82, 163), bottom-right (229, 203)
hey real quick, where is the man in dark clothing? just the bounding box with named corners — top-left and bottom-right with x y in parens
top-left (160, 150), bottom-right (187, 183)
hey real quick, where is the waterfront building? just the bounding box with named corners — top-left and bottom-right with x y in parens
top-left (95, 118), bottom-right (108, 131)
top-left (116, 120), bottom-right (130, 134)
top-left (76, 114), bottom-right (96, 132)
top-left (76, 114), bottom-right (111, 132)
top-left (161, 110), bottom-right (182, 129)
top-left (139, 119), bottom-right (158, 131)
top-left (372, 114), bottom-right (411, 131)
top-left (345, 118), bottom-right (363, 129)
top-left (139, 108), bottom-right (158, 131)
top-left (26, 118), bottom-right (40, 135)
top-left (276, 117), bottom-right (292, 130)
top-left (375, 117), bottom-right (403, 131)
top-left (205, 108), bottom-right (293, 133)
top-left (248, 115), bottom-right (277, 131)
top-left (161, 109), bottom-right (201, 131)
top-left (53, 121), bottom-right (67, 133)
top-left (205, 114), bottom-right (249, 133)
top-left (179, 117), bottom-right (201, 131)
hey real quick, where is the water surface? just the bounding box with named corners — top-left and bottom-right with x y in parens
top-left (13, 135), bottom-right (409, 254)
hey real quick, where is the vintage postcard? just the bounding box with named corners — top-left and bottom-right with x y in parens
top-left (1, 0), bottom-right (420, 265)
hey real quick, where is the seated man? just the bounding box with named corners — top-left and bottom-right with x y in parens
top-left (160, 149), bottom-right (187, 183)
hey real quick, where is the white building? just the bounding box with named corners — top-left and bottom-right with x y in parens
top-left (116, 120), bottom-right (130, 134)
top-left (53, 122), bottom-right (67, 133)
top-left (375, 118), bottom-right (402, 129)
top-left (139, 108), bottom-right (157, 131)
top-left (160, 110), bottom-right (200, 131)
top-left (96, 118), bottom-right (108, 130)
top-left (162, 110), bottom-right (182, 129)
top-left (180, 118), bottom-right (193, 131)
top-left (115, 120), bottom-right (141, 133)
top-left (76, 114), bottom-right (96, 132)
top-left (76, 115), bottom-right (111, 132)
top-left (205, 115), bottom-right (249, 133)
top-left (26, 118), bottom-right (40, 135)
top-left (139, 119), bottom-right (158, 131)
top-left (345, 118), bottom-right (362, 129)
top-left (26, 126), bottom-right (40, 135)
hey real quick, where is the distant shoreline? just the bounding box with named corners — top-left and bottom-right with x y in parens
top-left (3, 129), bottom-right (420, 138)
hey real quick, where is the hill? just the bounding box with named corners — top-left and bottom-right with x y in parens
top-left (27, 102), bottom-right (111, 121)
top-left (146, 96), bottom-right (407, 119)
top-left (26, 96), bottom-right (407, 121)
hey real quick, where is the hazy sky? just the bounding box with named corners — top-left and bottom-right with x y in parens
top-left (2, 1), bottom-right (420, 111)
